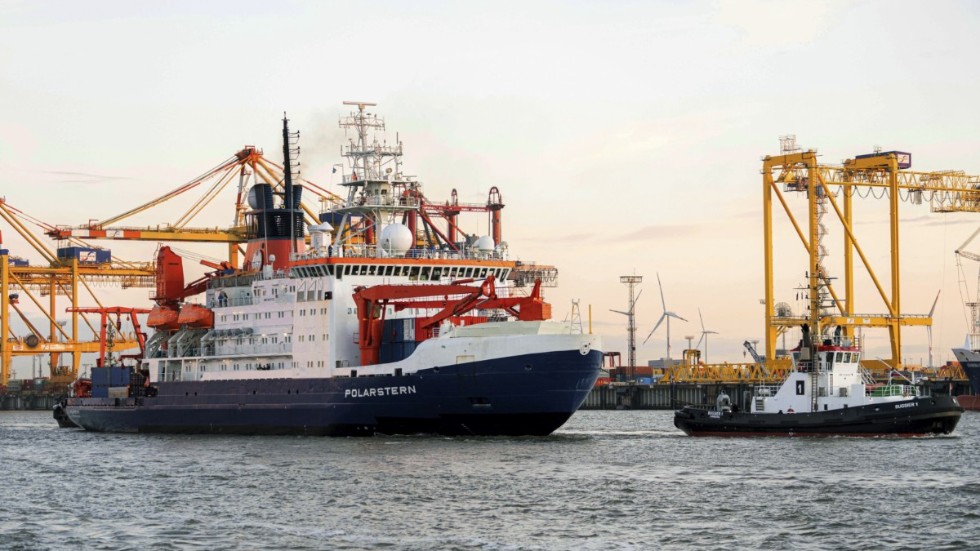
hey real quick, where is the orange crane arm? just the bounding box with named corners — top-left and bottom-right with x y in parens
top-left (352, 277), bottom-right (549, 367)
top-left (65, 307), bottom-right (151, 367)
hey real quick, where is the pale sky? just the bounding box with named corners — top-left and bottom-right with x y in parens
top-left (2, 1), bottom-right (980, 378)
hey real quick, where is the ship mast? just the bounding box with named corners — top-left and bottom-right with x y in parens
top-left (282, 113), bottom-right (301, 255)
top-left (334, 101), bottom-right (412, 254)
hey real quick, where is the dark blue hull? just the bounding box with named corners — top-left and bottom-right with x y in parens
top-left (65, 349), bottom-right (602, 436)
top-left (674, 395), bottom-right (964, 437)
top-left (963, 363), bottom-right (980, 395)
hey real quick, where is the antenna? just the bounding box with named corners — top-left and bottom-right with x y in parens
top-left (343, 100), bottom-right (377, 110)
top-left (281, 113), bottom-right (302, 256)
top-left (780, 135), bottom-right (800, 153)
top-left (611, 274), bottom-right (643, 381)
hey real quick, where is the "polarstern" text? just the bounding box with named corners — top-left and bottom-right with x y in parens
top-left (345, 386), bottom-right (418, 399)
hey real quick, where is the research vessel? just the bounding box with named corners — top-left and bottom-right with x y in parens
top-left (675, 325), bottom-right (963, 436)
top-left (61, 103), bottom-right (602, 436)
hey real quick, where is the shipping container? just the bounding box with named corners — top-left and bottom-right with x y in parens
top-left (91, 367), bottom-right (110, 388)
top-left (56, 246), bottom-right (111, 264)
top-left (2, 251), bottom-right (29, 266)
top-left (109, 366), bottom-right (133, 386)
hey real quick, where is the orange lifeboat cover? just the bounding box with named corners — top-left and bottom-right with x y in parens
top-left (177, 303), bottom-right (214, 329)
top-left (147, 305), bottom-right (180, 330)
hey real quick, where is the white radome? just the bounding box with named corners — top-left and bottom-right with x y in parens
top-left (309, 223), bottom-right (334, 250)
top-left (380, 224), bottom-right (414, 255)
top-left (475, 235), bottom-right (495, 252)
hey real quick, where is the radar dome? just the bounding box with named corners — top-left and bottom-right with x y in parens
top-left (775, 302), bottom-right (793, 317)
top-left (247, 183), bottom-right (273, 210)
top-left (474, 236), bottom-right (495, 252)
top-left (309, 223), bottom-right (334, 250)
top-left (380, 224), bottom-right (413, 255)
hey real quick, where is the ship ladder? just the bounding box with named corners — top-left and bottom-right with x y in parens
top-left (810, 370), bottom-right (819, 412)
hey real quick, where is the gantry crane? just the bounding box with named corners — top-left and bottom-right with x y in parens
top-left (762, 140), bottom-right (980, 369)
top-left (45, 146), bottom-right (345, 268)
top-left (0, 200), bottom-right (155, 385)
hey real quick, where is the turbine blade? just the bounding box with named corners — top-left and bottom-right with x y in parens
top-left (609, 309), bottom-right (628, 316)
top-left (657, 272), bottom-right (666, 310)
top-left (696, 334), bottom-right (705, 349)
top-left (929, 289), bottom-right (941, 317)
top-left (643, 314), bottom-right (667, 344)
top-left (699, 307), bottom-right (705, 332)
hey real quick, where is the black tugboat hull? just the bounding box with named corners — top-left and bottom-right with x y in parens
top-left (674, 395), bottom-right (964, 437)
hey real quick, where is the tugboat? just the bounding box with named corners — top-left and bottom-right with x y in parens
top-left (61, 103), bottom-right (603, 436)
top-left (675, 324), bottom-right (963, 437)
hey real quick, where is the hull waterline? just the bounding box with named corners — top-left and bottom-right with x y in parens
top-left (674, 395), bottom-right (963, 437)
top-left (66, 349), bottom-right (602, 436)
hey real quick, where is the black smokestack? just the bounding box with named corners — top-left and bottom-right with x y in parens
top-left (282, 113), bottom-right (293, 212)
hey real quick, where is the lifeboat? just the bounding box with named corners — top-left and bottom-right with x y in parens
top-left (147, 304), bottom-right (180, 330)
top-left (72, 378), bottom-right (92, 398)
top-left (177, 303), bottom-right (214, 329)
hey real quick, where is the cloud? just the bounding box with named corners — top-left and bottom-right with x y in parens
top-left (711, 0), bottom-right (847, 50)
top-left (619, 224), bottom-right (702, 242)
top-left (521, 223), bottom-right (703, 246)
top-left (41, 170), bottom-right (132, 184)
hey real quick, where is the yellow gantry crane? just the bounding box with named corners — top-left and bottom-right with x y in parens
top-left (0, 200), bottom-right (155, 385)
top-left (762, 140), bottom-right (980, 369)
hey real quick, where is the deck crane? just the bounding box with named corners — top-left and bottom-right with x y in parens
top-left (762, 142), bottom-right (980, 370)
top-left (353, 275), bottom-right (549, 365)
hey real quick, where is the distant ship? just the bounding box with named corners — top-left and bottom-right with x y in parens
top-left (950, 348), bottom-right (980, 411)
top-left (675, 325), bottom-right (963, 437)
top-left (59, 103), bottom-right (602, 436)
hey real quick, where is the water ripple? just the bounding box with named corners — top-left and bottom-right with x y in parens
top-left (1, 410), bottom-right (979, 550)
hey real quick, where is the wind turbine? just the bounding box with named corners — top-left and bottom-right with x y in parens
top-left (643, 273), bottom-right (687, 362)
top-left (927, 290), bottom-right (941, 367)
top-left (696, 308), bottom-right (719, 363)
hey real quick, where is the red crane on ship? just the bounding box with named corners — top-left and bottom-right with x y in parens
top-left (353, 275), bottom-right (550, 366)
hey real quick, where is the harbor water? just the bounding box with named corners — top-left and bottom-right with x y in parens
top-left (1, 410), bottom-right (978, 550)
